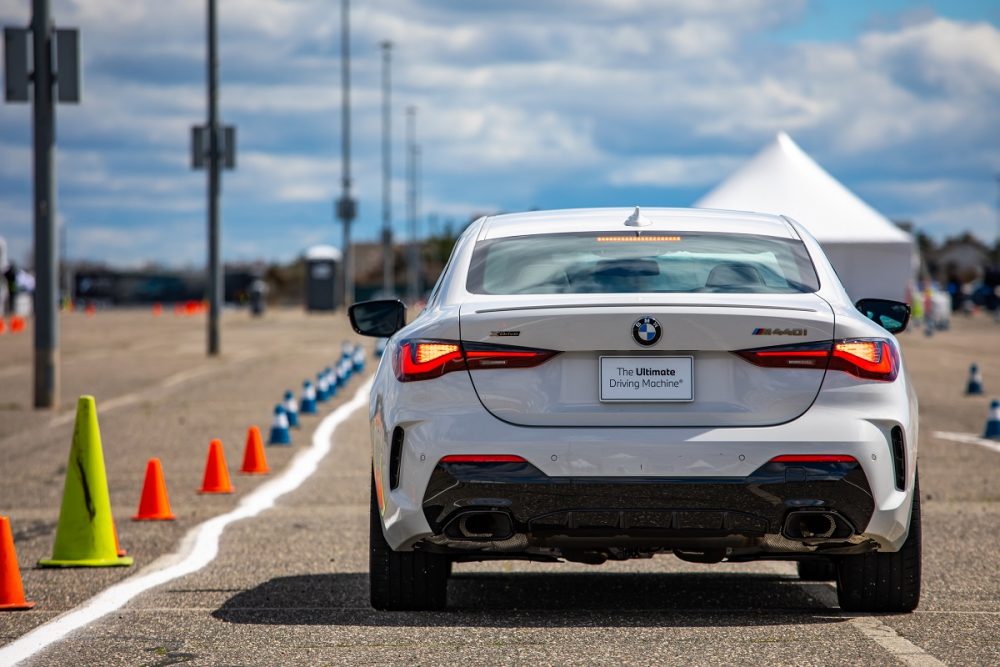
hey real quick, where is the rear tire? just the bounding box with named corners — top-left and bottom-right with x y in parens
top-left (369, 476), bottom-right (449, 611)
top-left (836, 473), bottom-right (921, 612)
top-left (797, 558), bottom-right (837, 581)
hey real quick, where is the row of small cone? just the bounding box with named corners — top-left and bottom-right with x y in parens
top-left (59, 301), bottom-right (97, 315)
top-left (58, 301), bottom-right (204, 317)
top-left (268, 343), bottom-right (367, 445)
top-left (0, 315), bottom-right (27, 335)
top-left (1, 343), bottom-right (367, 611)
top-left (134, 425), bottom-right (272, 522)
top-left (963, 364), bottom-right (1000, 439)
top-left (172, 301), bottom-right (208, 316)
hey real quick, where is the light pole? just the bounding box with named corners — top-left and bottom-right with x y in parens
top-left (30, 0), bottom-right (57, 401)
top-left (380, 41), bottom-right (393, 297)
top-left (335, 0), bottom-right (357, 308)
top-left (191, 0), bottom-right (235, 357)
top-left (4, 1), bottom-right (80, 407)
top-left (406, 106), bottom-right (418, 305)
top-left (206, 0), bottom-right (221, 355)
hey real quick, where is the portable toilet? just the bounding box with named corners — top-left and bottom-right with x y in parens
top-left (304, 245), bottom-right (341, 311)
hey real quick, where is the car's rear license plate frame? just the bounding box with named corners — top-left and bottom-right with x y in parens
top-left (599, 356), bottom-right (694, 402)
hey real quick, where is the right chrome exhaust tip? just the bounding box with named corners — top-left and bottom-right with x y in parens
top-left (451, 511), bottom-right (514, 540)
top-left (783, 511), bottom-right (838, 540)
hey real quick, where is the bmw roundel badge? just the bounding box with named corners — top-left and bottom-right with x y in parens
top-left (632, 316), bottom-right (661, 346)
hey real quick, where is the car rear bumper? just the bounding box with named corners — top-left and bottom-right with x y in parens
top-left (418, 457), bottom-right (875, 555)
top-left (373, 366), bottom-right (917, 554)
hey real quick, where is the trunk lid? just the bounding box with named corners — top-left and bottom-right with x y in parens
top-left (459, 293), bottom-right (834, 427)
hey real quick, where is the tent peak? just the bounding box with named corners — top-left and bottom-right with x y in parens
top-left (775, 131), bottom-right (804, 157)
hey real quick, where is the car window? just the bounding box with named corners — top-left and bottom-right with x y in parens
top-left (466, 232), bottom-right (820, 295)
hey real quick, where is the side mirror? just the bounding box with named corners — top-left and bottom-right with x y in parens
top-left (855, 298), bottom-right (910, 334)
top-left (349, 299), bottom-right (407, 337)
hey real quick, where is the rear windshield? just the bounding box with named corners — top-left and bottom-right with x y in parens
top-left (467, 232), bottom-right (820, 295)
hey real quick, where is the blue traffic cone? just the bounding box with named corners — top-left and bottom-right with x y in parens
top-left (985, 400), bottom-right (1000, 440)
top-left (300, 381), bottom-right (317, 415)
top-left (375, 337), bottom-right (388, 357)
top-left (268, 405), bottom-right (292, 445)
top-left (353, 346), bottom-right (365, 372)
top-left (326, 367), bottom-right (339, 397)
top-left (284, 390), bottom-right (300, 428)
top-left (316, 373), bottom-right (329, 402)
top-left (967, 364), bottom-right (984, 395)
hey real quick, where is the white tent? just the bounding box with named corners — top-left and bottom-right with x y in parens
top-left (695, 132), bottom-right (915, 302)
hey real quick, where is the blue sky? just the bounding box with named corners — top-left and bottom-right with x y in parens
top-left (1, 0), bottom-right (998, 268)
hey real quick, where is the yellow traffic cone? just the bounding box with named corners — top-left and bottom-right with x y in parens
top-left (38, 396), bottom-right (133, 567)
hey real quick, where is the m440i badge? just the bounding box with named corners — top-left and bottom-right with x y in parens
top-left (752, 327), bottom-right (808, 336)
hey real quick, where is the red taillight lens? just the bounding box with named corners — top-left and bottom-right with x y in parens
top-left (440, 454), bottom-right (527, 463)
top-left (395, 340), bottom-right (465, 382)
top-left (734, 341), bottom-right (832, 369)
top-left (769, 454), bottom-right (857, 464)
top-left (734, 338), bottom-right (899, 382)
top-left (830, 339), bottom-right (899, 381)
top-left (463, 342), bottom-right (559, 371)
top-left (394, 339), bottom-right (559, 382)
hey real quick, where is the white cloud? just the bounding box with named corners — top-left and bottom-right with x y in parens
top-left (608, 155), bottom-right (742, 187)
top-left (0, 2), bottom-right (997, 266)
top-left (913, 202), bottom-right (998, 242)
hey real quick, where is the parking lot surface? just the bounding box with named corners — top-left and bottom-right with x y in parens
top-left (2, 309), bottom-right (999, 665)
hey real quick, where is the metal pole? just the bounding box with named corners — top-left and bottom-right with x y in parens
top-left (415, 144), bottom-right (422, 296)
top-left (206, 0), bottom-right (221, 356)
top-left (406, 106), bottom-right (417, 305)
top-left (339, 0), bottom-right (354, 307)
top-left (380, 41), bottom-right (393, 296)
top-left (31, 0), bottom-right (58, 407)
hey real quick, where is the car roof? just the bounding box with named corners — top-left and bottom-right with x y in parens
top-left (478, 207), bottom-right (798, 241)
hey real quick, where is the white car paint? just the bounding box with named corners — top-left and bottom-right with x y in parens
top-left (367, 207), bottom-right (918, 555)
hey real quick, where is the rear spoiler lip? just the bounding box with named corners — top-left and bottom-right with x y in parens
top-left (471, 303), bottom-right (820, 315)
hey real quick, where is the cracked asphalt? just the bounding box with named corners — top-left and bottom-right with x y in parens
top-left (2, 308), bottom-right (1000, 665)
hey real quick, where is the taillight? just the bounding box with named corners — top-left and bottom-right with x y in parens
top-left (394, 339), bottom-right (558, 382)
top-left (395, 340), bottom-right (465, 381)
top-left (463, 342), bottom-right (559, 371)
top-left (734, 341), bottom-right (831, 369)
top-left (735, 338), bottom-right (899, 382)
top-left (830, 339), bottom-right (899, 381)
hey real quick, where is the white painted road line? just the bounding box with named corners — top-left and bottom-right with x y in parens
top-left (800, 583), bottom-right (944, 666)
top-left (760, 563), bottom-right (945, 666)
top-left (933, 430), bottom-right (1000, 454)
top-left (0, 376), bottom-right (372, 667)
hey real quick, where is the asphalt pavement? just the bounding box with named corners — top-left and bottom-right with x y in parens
top-left (2, 308), bottom-right (1000, 665)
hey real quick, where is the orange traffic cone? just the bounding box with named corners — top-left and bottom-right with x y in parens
top-left (133, 458), bottom-right (176, 520)
top-left (0, 318), bottom-right (5, 335)
top-left (199, 439), bottom-right (233, 494)
top-left (152, 303), bottom-right (163, 317)
top-left (84, 304), bottom-right (96, 317)
top-left (0, 516), bottom-right (35, 610)
top-left (240, 426), bottom-right (270, 475)
top-left (10, 316), bottom-right (24, 332)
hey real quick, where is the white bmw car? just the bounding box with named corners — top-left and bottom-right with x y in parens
top-left (350, 207), bottom-right (919, 612)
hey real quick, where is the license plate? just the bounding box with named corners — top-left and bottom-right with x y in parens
top-left (599, 356), bottom-right (694, 402)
